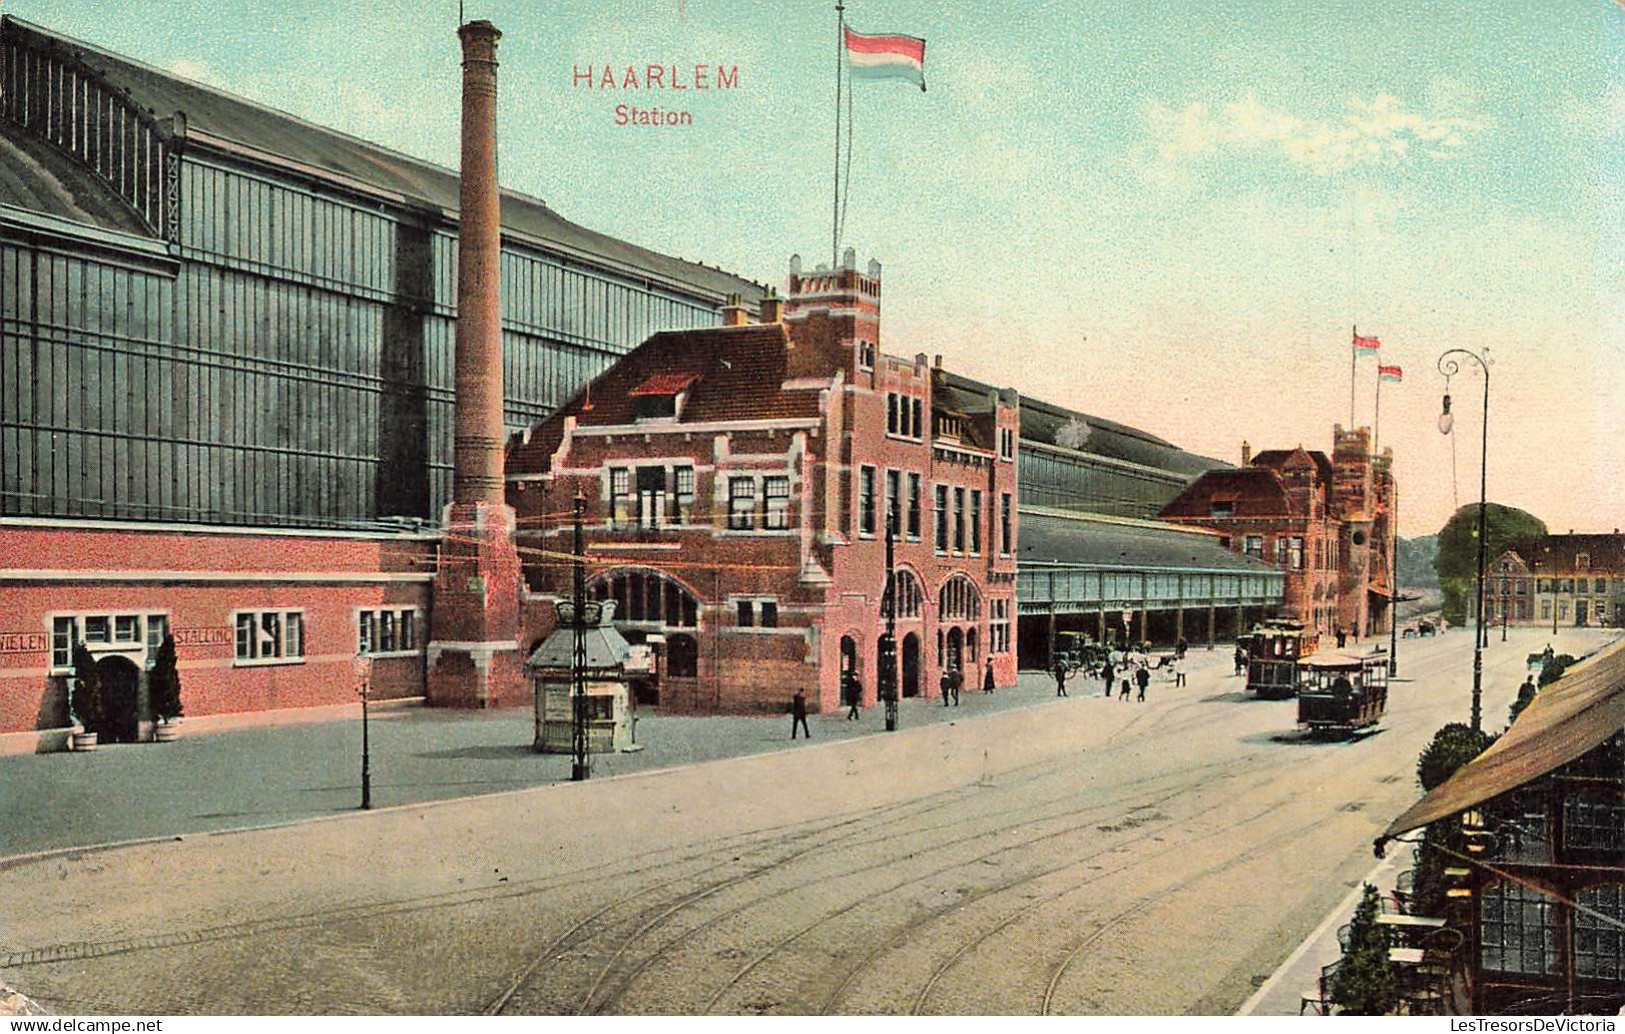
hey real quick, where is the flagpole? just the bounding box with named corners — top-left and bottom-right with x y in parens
top-left (1374, 363), bottom-right (1382, 456)
top-left (833, 0), bottom-right (845, 270)
top-left (1350, 324), bottom-right (1357, 428)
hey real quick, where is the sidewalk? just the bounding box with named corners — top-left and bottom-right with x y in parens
top-left (0, 650), bottom-right (1238, 859)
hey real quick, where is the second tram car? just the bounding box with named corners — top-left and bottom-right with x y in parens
top-left (1296, 649), bottom-right (1390, 737)
top-left (1246, 619), bottom-right (1321, 698)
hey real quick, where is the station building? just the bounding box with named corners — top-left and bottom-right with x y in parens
top-left (0, 16), bottom-right (762, 745)
top-left (506, 252), bottom-right (1020, 714)
top-left (1156, 427), bottom-right (1399, 639)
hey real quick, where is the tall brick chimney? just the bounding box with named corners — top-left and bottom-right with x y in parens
top-left (427, 19), bottom-right (525, 709)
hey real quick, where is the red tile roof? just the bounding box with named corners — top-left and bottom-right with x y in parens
top-left (508, 324), bottom-right (828, 475)
top-left (1158, 468), bottom-right (1293, 519)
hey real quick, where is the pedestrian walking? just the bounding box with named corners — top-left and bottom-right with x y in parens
top-left (1052, 657), bottom-right (1069, 697)
top-left (844, 672), bottom-right (861, 720)
top-left (791, 688), bottom-right (810, 739)
top-left (1335, 625), bottom-right (1347, 650)
top-left (1233, 644), bottom-right (1247, 676)
top-left (1119, 667), bottom-right (1132, 700)
top-left (1173, 654), bottom-right (1187, 688)
top-left (1101, 662), bottom-right (1115, 697)
top-left (950, 666), bottom-right (962, 706)
top-left (1136, 663), bottom-right (1150, 702)
top-left (983, 658), bottom-right (996, 694)
top-left (940, 668), bottom-right (953, 707)
top-left (1176, 636), bottom-right (1188, 658)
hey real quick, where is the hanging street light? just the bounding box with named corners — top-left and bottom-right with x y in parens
top-left (1436, 348), bottom-right (1490, 734)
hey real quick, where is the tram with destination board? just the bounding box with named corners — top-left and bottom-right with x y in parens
top-left (1245, 618), bottom-right (1321, 698)
top-left (1296, 648), bottom-right (1389, 737)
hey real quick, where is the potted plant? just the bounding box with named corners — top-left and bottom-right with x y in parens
top-left (149, 633), bottom-right (184, 741)
top-left (1331, 883), bottom-right (1400, 1015)
top-left (70, 642), bottom-right (103, 751)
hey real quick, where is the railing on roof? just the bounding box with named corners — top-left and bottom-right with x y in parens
top-left (1, 23), bottom-right (177, 240)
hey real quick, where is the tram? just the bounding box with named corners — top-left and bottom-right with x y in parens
top-left (1296, 648), bottom-right (1390, 737)
top-left (1245, 618), bottom-right (1321, 698)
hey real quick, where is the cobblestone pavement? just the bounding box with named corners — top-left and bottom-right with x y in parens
top-left (0, 628), bottom-right (1610, 1015)
top-left (0, 651), bottom-right (1229, 858)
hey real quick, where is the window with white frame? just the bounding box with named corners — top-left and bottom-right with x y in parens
top-left (970, 490), bottom-right (983, 555)
top-left (859, 465), bottom-right (877, 536)
top-left (764, 476), bottom-right (791, 530)
top-left (144, 614), bottom-right (169, 668)
top-left (728, 477), bottom-right (756, 530)
top-left (735, 598), bottom-right (779, 628)
top-left (907, 473), bottom-right (922, 540)
top-left (234, 609), bottom-right (305, 664)
top-left (359, 608), bottom-right (418, 655)
top-left (49, 613), bottom-right (168, 672)
top-left (885, 469), bottom-right (900, 535)
top-left (934, 484), bottom-right (949, 553)
top-left (1000, 492), bottom-right (1012, 555)
top-left (990, 598), bottom-right (1011, 653)
top-left (1244, 535), bottom-right (1264, 559)
top-left (857, 341), bottom-right (875, 370)
top-left (609, 467), bottom-right (633, 528)
top-left (51, 616), bottom-right (79, 670)
top-left (953, 487), bottom-right (966, 553)
top-left (1288, 537), bottom-right (1305, 570)
top-left (674, 466), bottom-right (695, 524)
top-left (999, 427), bottom-right (1015, 461)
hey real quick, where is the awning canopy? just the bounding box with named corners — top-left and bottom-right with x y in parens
top-left (1377, 639), bottom-right (1625, 846)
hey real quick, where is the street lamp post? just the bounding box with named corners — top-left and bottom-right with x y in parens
top-left (880, 507), bottom-right (899, 732)
top-left (354, 652), bottom-right (373, 810)
top-left (571, 491), bottom-right (591, 782)
top-left (1436, 348), bottom-right (1490, 734)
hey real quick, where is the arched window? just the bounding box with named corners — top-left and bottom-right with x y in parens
top-left (890, 570), bottom-right (923, 618)
top-left (938, 574), bottom-right (982, 620)
top-left (589, 570), bottom-right (698, 627)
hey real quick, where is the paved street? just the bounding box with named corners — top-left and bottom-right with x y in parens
top-left (0, 626), bottom-right (1615, 1015)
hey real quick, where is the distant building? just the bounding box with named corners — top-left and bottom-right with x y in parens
top-left (506, 252), bottom-right (1020, 714)
top-left (1476, 532), bottom-right (1625, 629)
top-left (1377, 641), bottom-right (1624, 1015)
top-left (1156, 428), bottom-right (1398, 639)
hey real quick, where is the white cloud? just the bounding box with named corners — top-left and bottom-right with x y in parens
top-left (1142, 92), bottom-right (1492, 175)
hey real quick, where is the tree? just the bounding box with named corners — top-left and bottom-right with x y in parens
top-left (1411, 723), bottom-right (1496, 919)
top-left (1433, 504), bottom-right (1547, 626)
top-left (1332, 884), bottom-right (1399, 1015)
top-left (70, 642), bottom-right (104, 735)
top-left (149, 633), bottom-right (184, 725)
top-left (1417, 722), bottom-right (1496, 792)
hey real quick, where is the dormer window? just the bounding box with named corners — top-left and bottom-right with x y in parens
top-left (629, 372), bottom-right (699, 421)
top-left (1576, 553), bottom-right (1590, 570)
top-left (1211, 500), bottom-right (1235, 517)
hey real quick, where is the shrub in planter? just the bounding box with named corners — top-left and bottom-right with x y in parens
top-left (1332, 883), bottom-right (1399, 1015)
top-left (149, 633), bottom-right (184, 730)
top-left (71, 642), bottom-right (104, 736)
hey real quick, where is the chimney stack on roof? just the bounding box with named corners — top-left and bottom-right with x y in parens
top-left (759, 287), bottom-right (784, 324)
top-left (1241, 440), bottom-right (1252, 466)
top-left (721, 293), bottom-right (750, 327)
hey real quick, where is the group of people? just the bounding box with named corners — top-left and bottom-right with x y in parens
top-left (797, 657), bottom-right (997, 736)
top-left (1052, 638), bottom-right (1188, 704)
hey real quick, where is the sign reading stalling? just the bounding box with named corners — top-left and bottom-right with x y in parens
top-left (0, 633), bottom-right (49, 654)
top-left (173, 627), bottom-right (234, 648)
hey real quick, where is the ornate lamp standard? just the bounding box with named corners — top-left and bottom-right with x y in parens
top-left (354, 651), bottom-right (373, 810)
top-left (880, 507), bottom-right (899, 732)
top-left (561, 491), bottom-right (602, 781)
top-left (1436, 348), bottom-right (1489, 733)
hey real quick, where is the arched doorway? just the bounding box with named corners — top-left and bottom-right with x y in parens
top-left (946, 626), bottom-right (964, 673)
top-left (94, 655), bottom-right (141, 743)
top-left (901, 633), bottom-right (920, 698)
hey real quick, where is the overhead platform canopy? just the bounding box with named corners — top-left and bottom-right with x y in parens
top-left (1017, 508), bottom-right (1283, 615)
top-left (1377, 640), bottom-right (1625, 847)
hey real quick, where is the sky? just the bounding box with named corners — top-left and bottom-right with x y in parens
top-left (7, 0), bottom-right (1621, 537)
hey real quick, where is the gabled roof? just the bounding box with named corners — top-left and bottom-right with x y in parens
top-left (1378, 639), bottom-right (1625, 844)
top-left (1158, 468), bottom-right (1293, 520)
top-left (1513, 533), bottom-right (1625, 576)
top-left (1252, 448), bottom-right (1334, 484)
top-left (1, 16), bottom-right (763, 301)
top-left (508, 324), bottom-right (825, 473)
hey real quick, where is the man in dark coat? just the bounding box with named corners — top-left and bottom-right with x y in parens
top-left (949, 666), bottom-right (962, 706)
top-left (1052, 657), bottom-right (1069, 697)
top-left (941, 668), bottom-right (953, 707)
top-left (844, 672), bottom-right (861, 720)
top-left (1101, 662), bottom-right (1115, 697)
top-left (1135, 663), bottom-right (1151, 702)
top-left (791, 688), bottom-right (810, 739)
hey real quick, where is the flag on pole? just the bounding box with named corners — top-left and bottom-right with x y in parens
top-left (1354, 333), bottom-right (1381, 356)
top-left (1378, 365), bottom-right (1403, 383)
top-left (844, 27), bottom-right (927, 91)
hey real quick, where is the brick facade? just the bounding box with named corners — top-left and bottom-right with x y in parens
top-left (1156, 426), bottom-right (1397, 638)
top-left (506, 251), bottom-right (1020, 714)
top-left (0, 522), bottom-right (434, 739)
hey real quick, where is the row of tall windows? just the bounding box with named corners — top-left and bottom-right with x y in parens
top-left (358, 608), bottom-right (417, 655)
top-left (728, 476), bottom-right (791, 531)
top-left (886, 393), bottom-right (925, 440)
top-left (50, 613), bottom-right (169, 671)
top-left (1536, 578), bottom-right (1615, 594)
top-left (609, 466), bottom-right (696, 528)
top-left (989, 598), bottom-right (1011, 653)
top-left (234, 609), bottom-right (305, 664)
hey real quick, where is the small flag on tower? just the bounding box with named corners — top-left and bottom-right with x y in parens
top-left (1354, 333), bottom-right (1381, 355)
top-left (845, 27), bottom-right (927, 91)
top-left (1379, 365), bottom-right (1403, 383)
